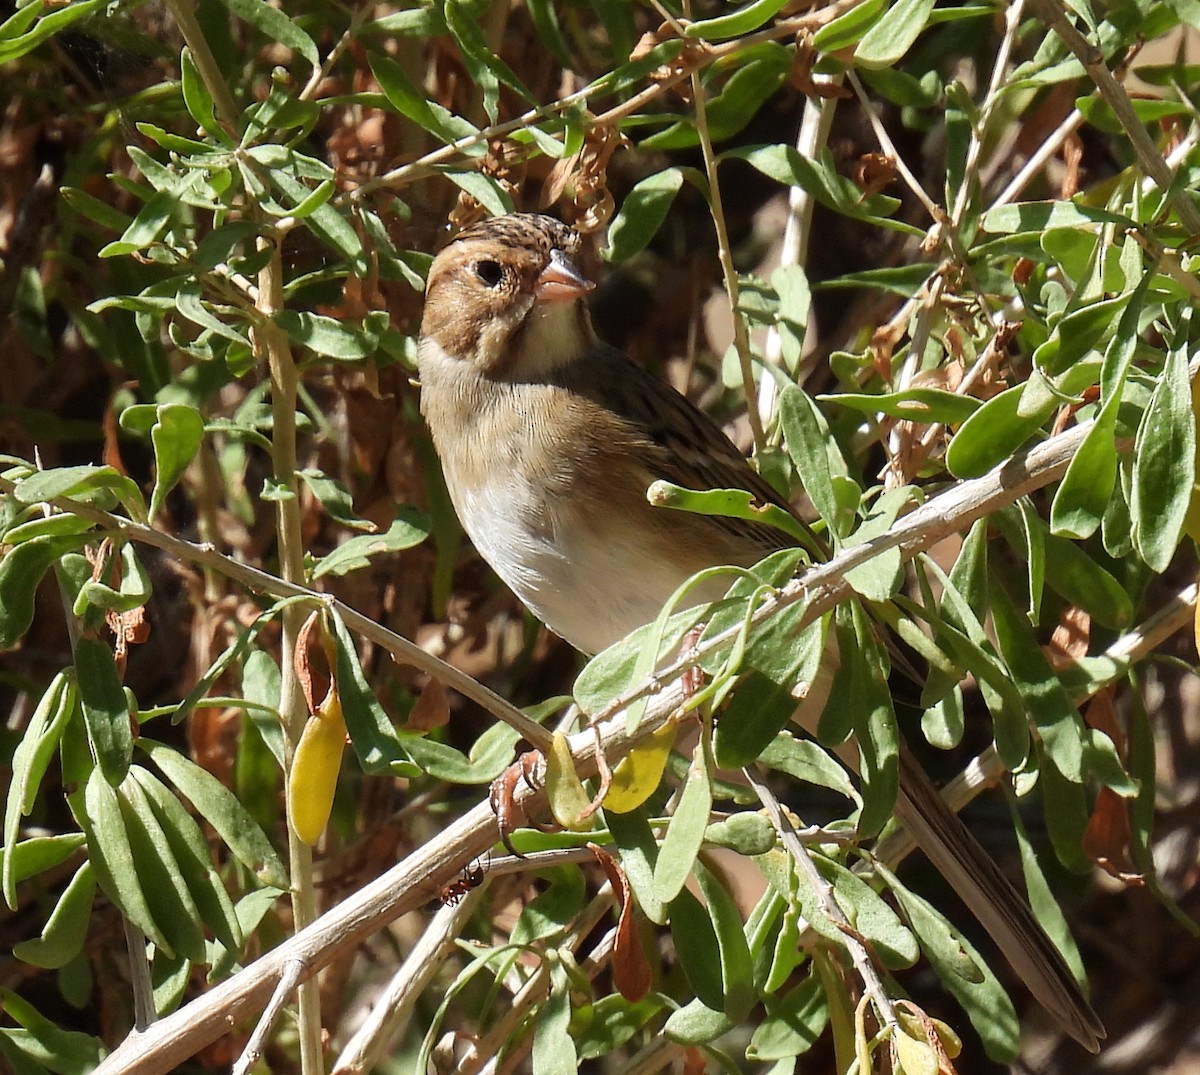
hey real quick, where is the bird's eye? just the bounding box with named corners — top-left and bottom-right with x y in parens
top-left (474, 259), bottom-right (503, 287)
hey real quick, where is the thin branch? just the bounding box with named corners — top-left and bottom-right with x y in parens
top-left (232, 959), bottom-right (305, 1075)
top-left (688, 10), bottom-right (766, 453)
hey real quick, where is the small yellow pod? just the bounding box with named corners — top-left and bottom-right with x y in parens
top-left (288, 691), bottom-right (347, 846)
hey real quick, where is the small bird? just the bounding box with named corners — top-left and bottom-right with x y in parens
top-left (417, 212), bottom-right (1104, 1050)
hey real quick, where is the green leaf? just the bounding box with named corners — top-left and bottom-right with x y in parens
top-left (1133, 342), bottom-right (1195, 572)
top-left (130, 766), bottom-right (243, 954)
top-left (0, 534), bottom-right (91, 649)
top-left (312, 510), bottom-right (431, 577)
top-left (823, 387), bottom-right (980, 425)
top-left (295, 468), bottom-right (375, 531)
top-left (881, 864), bottom-right (1019, 1062)
top-left (12, 862), bottom-right (95, 970)
top-left (149, 404), bottom-right (205, 522)
top-left (0, 0), bottom-right (106, 64)
top-left (532, 957), bottom-right (578, 1075)
top-left (60, 187), bottom-right (132, 233)
top-left (669, 887), bottom-right (725, 1010)
top-left (808, 855), bottom-right (919, 968)
top-left (812, 0), bottom-right (888, 51)
top-left (855, 0), bottom-right (936, 67)
top-left (945, 383), bottom-right (1054, 478)
top-left (99, 189), bottom-right (176, 258)
top-left (0, 989), bottom-right (105, 1075)
top-left (647, 480), bottom-right (812, 546)
top-left (3, 671), bottom-right (77, 908)
top-left (759, 732), bottom-right (860, 806)
top-left (1050, 401), bottom-right (1118, 539)
top-left (605, 807), bottom-right (666, 924)
top-left (442, 169), bottom-right (515, 216)
top-left (694, 858), bottom-right (756, 1019)
top-left (748, 973), bottom-right (827, 1060)
top-left (444, 0), bottom-right (535, 122)
top-left (686, 0), bottom-right (792, 39)
top-left (13, 464), bottom-right (145, 520)
top-left (276, 311), bottom-right (385, 361)
top-left (653, 739), bottom-right (712, 904)
top-left (989, 583), bottom-right (1086, 782)
top-left (216, 0), bottom-right (319, 70)
top-left (980, 199), bottom-right (1133, 234)
top-left (778, 384), bottom-right (848, 538)
top-left (605, 169), bottom-right (685, 262)
top-left (74, 637), bottom-right (133, 788)
top-left (328, 610), bottom-right (419, 777)
top-left (137, 739), bottom-right (288, 888)
top-left (74, 768), bottom-right (173, 955)
top-left (729, 145), bottom-right (907, 231)
top-left (369, 53), bottom-right (481, 145)
top-left (116, 774), bottom-right (209, 964)
top-left (401, 719), bottom-right (521, 783)
top-left (842, 486), bottom-right (910, 600)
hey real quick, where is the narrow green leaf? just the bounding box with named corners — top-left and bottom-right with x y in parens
top-left (653, 740), bottom-right (712, 903)
top-left (778, 384), bottom-right (847, 538)
top-left (694, 857), bottom-right (756, 1019)
top-left (328, 610), bottom-right (419, 777)
top-left (0, 534), bottom-right (90, 649)
top-left (989, 582), bottom-right (1086, 781)
top-left (117, 774), bottom-right (208, 964)
top-left (137, 739), bottom-right (287, 888)
top-left (0, 989), bottom-right (105, 1075)
top-left (605, 807), bottom-right (666, 924)
top-left (3, 671), bottom-right (77, 908)
top-left (605, 169), bottom-right (684, 262)
top-left (1133, 342), bottom-right (1195, 572)
top-left (74, 637), bottom-right (133, 788)
top-left (312, 510), bottom-right (431, 577)
top-left (532, 957), bottom-right (578, 1075)
top-left (823, 387), bottom-right (980, 425)
top-left (12, 862), bottom-right (95, 970)
top-left (75, 769), bottom-right (173, 955)
top-left (855, 0), bottom-right (936, 67)
top-left (369, 52), bottom-right (481, 144)
top-left (130, 766), bottom-right (243, 953)
top-left (276, 311), bottom-right (384, 361)
top-left (881, 863), bottom-right (1019, 1063)
top-left (1051, 402), bottom-right (1118, 538)
top-left (669, 887), bottom-right (725, 1010)
top-left (216, 0), bottom-right (319, 69)
top-left (812, 0), bottom-right (888, 50)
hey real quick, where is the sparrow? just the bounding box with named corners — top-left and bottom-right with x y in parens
top-left (417, 212), bottom-right (1104, 1051)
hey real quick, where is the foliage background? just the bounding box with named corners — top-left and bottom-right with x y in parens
top-left (3, 0), bottom-right (1200, 1072)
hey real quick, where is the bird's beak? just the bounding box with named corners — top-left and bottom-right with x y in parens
top-left (535, 248), bottom-right (595, 305)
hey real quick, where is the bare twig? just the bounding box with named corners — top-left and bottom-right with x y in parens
top-left (232, 959), bottom-right (305, 1075)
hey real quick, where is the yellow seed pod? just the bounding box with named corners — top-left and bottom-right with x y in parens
top-left (604, 722), bottom-right (678, 814)
top-left (288, 690), bottom-right (347, 846)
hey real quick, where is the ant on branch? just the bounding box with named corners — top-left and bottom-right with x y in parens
top-left (439, 854), bottom-right (490, 906)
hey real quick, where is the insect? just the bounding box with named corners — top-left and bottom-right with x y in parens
top-left (440, 855), bottom-right (489, 906)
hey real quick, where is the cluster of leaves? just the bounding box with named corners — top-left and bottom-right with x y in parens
top-left (3, 0), bottom-right (1200, 1072)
